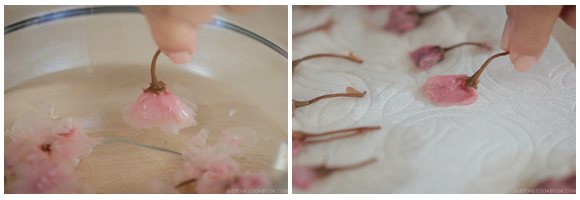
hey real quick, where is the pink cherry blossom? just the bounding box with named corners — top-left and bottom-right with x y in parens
top-left (189, 157), bottom-right (240, 194)
top-left (196, 174), bottom-right (236, 193)
top-left (5, 114), bottom-right (98, 193)
top-left (385, 5), bottom-right (421, 34)
top-left (124, 90), bottom-right (197, 134)
top-left (409, 45), bottom-right (444, 70)
top-left (220, 128), bottom-right (257, 145)
top-left (9, 160), bottom-right (86, 193)
top-left (410, 42), bottom-right (490, 70)
top-left (174, 155), bottom-right (241, 193)
top-left (292, 166), bottom-right (319, 189)
top-left (170, 128), bottom-right (270, 194)
top-left (532, 174), bottom-right (576, 194)
top-left (228, 171), bottom-right (271, 193)
top-left (423, 74), bottom-right (478, 106)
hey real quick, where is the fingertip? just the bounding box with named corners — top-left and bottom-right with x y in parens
top-left (147, 19), bottom-right (196, 55)
top-left (513, 55), bottom-right (537, 72)
top-left (505, 6), bottom-right (560, 71)
top-left (165, 51), bottom-right (193, 64)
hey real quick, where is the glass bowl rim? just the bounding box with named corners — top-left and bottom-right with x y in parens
top-left (4, 5), bottom-right (288, 58)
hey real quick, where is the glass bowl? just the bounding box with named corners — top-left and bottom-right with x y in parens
top-left (4, 6), bottom-right (287, 194)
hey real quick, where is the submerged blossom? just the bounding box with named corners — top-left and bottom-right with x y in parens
top-left (124, 90), bottom-right (197, 134)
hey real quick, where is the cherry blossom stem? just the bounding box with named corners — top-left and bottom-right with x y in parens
top-left (293, 91), bottom-right (367, 109)
top-left (175, 178), bottom-right (197, 189)
top-left (303, 127), bottom-right (378, 145)
top-left (443, 42), bottom-right (489, 52)
top-left (292, 53), bottom-right (363, 69)
top-left (326, 158), bottom-right (377, 173)
top-left (145, 49), bottom-right (167, 93)
top-left (293, 19), bottom-right (334, 38)
top-left (151, 49), bottom-right (162, 84)
top-left (417, 5), bottom-right (451, 17)
top-left (298, 126), bottom-right (381, 138)
top-left (464, 51), bottom-right (510, 89)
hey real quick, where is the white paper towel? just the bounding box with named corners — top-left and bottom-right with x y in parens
top-left (292, 5), bottom-right (575, 193)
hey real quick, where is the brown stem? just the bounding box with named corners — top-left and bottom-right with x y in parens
top-left (144, 49), bottom-right (167, 94)
top-left (293, 91), bottom-right (367, 109)
top-left (293, 52), bottom-right (363, 69)
top-left (151, 49), bottom-right (161, 83)
top-left (293, 19), bottom-right (334, 38)
top-left (327, 158), bottom-right (377, 172)
top-left (295, 126), bottom-right (381, 140)
top-left (40, 144), bottom-right (52, 153)
top-left (316, 158), bottom-right (378, 177)
top-left (302, 126), bottom-right (379, 145)
top-left (464, 51), bottom-right (510, 89)
top-left (175, 178), bottom-right (197, 189)
top-left (443, 42), bottom-right (490, 52)
top-left (417, 5), bottom-right (451, 18)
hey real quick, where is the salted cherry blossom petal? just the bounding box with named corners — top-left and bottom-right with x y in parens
top-left (170, 128), bottom-right (269, 194)
top-left (195, 158), bottom-right (240, 194)
top-left (185, 128), bottom-right (209, 147)
top-left (229, 171), bottom-right (271, 193)
top-left (10, 161), bottom-right (83, 193)
top-left (385, 5), bottom-right (420, 34)
top-left (532, 174), bottom-right (576, 194)
top-left (220, 127), bottom-right (257, 147)
top-left (409, 45), bottom-right (444, 70)
top-left (423, 74), bottom-right (478, 106)
top-left (292, 166), bottom-right (319, 189)
top-left (6, 113), bottom-right (98, 193)
top-left (124, 90), bottom-right (197, 134)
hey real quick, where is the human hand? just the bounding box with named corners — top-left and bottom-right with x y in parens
top-left (501, 5), bottom-right (575, 72)
top-left (140, 6), bottom-right (254, 64)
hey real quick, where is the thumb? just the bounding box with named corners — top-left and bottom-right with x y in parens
top-left (140, 6), bottom-right (218, 64)
top-left (501, 5), bottom-right (562, 72)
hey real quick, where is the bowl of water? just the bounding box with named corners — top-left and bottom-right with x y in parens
top-left (4, 6), bottom-right (287, 193)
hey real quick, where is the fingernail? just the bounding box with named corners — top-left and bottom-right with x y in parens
top-left (165, 51), bottom-right (192, 64)
top-left (500, 18), bottom-right (514, 50)
top-left (513, 55), bottom-right (536, 72)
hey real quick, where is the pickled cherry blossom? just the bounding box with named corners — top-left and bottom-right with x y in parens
top-left (123, 49), bottom-right (197, 134)
top-left (5, 113), bottom-right (98, 193)
top-left (531, 174), bottom-right (576, 194)
top-left (422, 75), bottom-right (477, 106)
top-left (167, 128), bottom-right (270, 194)
top-left (385, 5), bottom-right (421, 33)
top-left (293, 159), bottom-right (377, 189)
top-left (228, 171), bottom-right (271, 193)
top-left (409, 42), bottom-right (490, 70)
top-left (423, 51), bottom-right (509, 106)
top-left (385, 5), bottom-right (450, 34)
